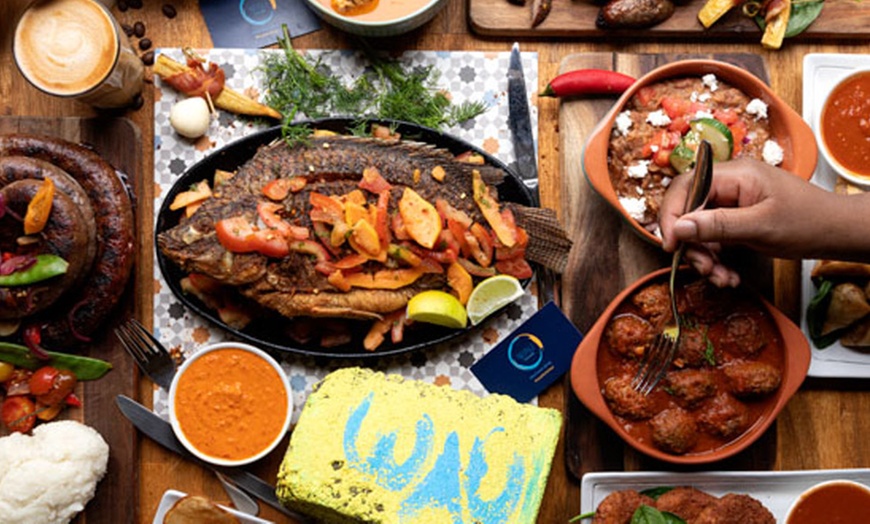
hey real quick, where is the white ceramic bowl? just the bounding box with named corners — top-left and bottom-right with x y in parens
top-left (304, 0), bottom-right (446, 37)
top-left (814, 68), bottom-right (870, 188)
top-left (784, 479), bottom-right (870, 523)
top-left (168, 342), bottom-right (292, 467)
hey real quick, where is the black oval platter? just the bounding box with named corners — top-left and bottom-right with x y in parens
top-left (155, 117), bottom-right (534, 359)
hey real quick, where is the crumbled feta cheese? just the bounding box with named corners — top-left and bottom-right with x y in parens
top-left (615, 111), bottom-right (633, 135)
top-left (619, 197), bottom-right (647, 222)
top-left (661, 177), bottom-right (672, 187)
top-left (746, 98), bottom-right (769, 120)
top-left (627, 160), bottom-right (650, 179)
top-left (646, 109), bottom-right (672, 127)
top-left (694, 110), bottom-right (714, 120)
top-left (690, 91), bottom-right (699, 102)
top-left (763, 140), bottom-right (784, 166)
top-left (636, 186), bottom-right (644, 195)
top-left (702, 74), bottom-right (719, 91)
top-left (650, 144), bottom-right (660, 153)
top-left (698, 93), bottom-right (711, 102)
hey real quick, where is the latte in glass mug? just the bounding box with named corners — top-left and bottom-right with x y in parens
top-left (14, 0), bottom-right (144, 108)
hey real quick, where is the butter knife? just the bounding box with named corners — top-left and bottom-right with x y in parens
top-left (115, 395), bottom-right (306, 522)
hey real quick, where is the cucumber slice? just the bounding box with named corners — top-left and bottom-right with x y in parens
top-left (690, 117), bottom-right (733, 162)
top-left (669, 130), bottom-right (700, 174)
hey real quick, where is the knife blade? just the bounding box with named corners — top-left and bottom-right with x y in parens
top-left (507, 43), bottom-right (560, 307)
top-left (115, 395), bottom-right (306, 522)
top-left (507, 42), bottom-right (539, 206)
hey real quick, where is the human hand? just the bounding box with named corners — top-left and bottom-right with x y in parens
top-left (659, 158), bottom-right (837, 287)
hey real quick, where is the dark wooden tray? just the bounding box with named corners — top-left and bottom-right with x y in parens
top-left (0, 116), bottom-right (140, 524)
top-left (470, 0), bottom-right (870, 40)
top-left (557, 53), bottom-right (778, 479)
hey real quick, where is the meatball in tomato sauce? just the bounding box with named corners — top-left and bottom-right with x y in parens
top-left (723, 360), bottom-right (782, 397)
top-left (650, 408), bottom-right (698, 454)
top-left (605, 313), bottom-right (653, 359)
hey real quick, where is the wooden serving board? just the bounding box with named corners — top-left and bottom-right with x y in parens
top-left (469, 0), bottom-right (870, 40)
top-left (0, 117), bottom-right (140, 524)
top-left (558, 53), bottom-right (777, 479)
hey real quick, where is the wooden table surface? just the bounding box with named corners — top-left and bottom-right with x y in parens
top-left (2, 1), bottom-right (869, 523)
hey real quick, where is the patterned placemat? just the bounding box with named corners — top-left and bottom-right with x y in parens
top-left (151, 47), bottom-right (540, 421)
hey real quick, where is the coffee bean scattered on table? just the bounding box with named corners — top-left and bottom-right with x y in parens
top-left (128, 0), bottom-right (143, 8)
top-left (133, 21), bottom-right (145, 38)
top-left (139, 38), bottom-right (152, 51)
top-left (118, 0), bottom-right (128, 11)
top-left (141, 51), bottom-right (155, 66)
top-left (121, 23), bottom-right (134, 37)
top-left (162, 4), bottom-right (177, 18)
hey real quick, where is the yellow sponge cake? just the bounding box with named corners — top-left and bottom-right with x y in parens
top-left (276, 367), bottom-right (562, 523)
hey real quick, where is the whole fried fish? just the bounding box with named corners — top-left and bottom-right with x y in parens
top-left (158, 132), bottom-right (569, 322)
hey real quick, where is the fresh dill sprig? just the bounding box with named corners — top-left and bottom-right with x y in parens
top-left (262, 25), bottom-right (489, 145)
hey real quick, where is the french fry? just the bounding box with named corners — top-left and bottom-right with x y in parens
top-left (761, 0), bottom-right (791, 49)
top-left (697, 0), bottom-right (740, 28)
top-left (153, 54), bottom-right (282, 120)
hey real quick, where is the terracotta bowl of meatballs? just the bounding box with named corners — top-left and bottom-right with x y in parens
top-left (582, 59), bottom-right (817, 245)
top-left (570, 267), bottom-right (811, 464)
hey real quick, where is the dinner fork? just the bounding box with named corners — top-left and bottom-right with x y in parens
top-left (633, 140), bottom-right (713, 395)
top-left (115, 318), bottom-right (176, 391)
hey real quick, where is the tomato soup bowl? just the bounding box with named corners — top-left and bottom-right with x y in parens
top-left (815, 68), bottom-right (870, 188)
top-left (784, 479), bottom-right (870, 523)
top-left (582, 59), bottom-right (818, 245)
top-left (168, 342), bottom-right (293, 467)
top-left (303, 0), bottom-right (447, 37)
top-left (570, 267), bottom-right (811, 465)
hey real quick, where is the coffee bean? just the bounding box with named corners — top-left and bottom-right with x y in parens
top-left (162, 4), bottom-right (177, 18)
top-left (121, 23), bottom-right (134, 37)
top-left (141, 50), bottom-right (155, 66)
top-left (118, 0), bottom-right (128, 11)
top-left (128, 0), bottom-right (143, 8)
top-left (133, 21), bottom-right (145, 38)
top-left (139, 38), bottom-right (152, 51)
top-left (131, 93), bottom-right (144, 111)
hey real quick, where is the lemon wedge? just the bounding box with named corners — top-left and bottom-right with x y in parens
top-left (406, 290), bottom-right (468, 329)
top-left (466, 275), bottom-right (525, 326)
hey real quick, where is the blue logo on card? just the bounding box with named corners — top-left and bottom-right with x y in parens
top-left (507, 334), bottom-right (544, 371)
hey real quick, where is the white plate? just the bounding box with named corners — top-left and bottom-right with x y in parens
top-left (580, 469), bottom-right (870, 518)
top-left (152, 489), bottom-right (273, 524)
top-left (800, 53), bottom-right (870, 378)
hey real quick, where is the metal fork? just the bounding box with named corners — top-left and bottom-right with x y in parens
top-left (633, 140), bottom-right (713, 395)
top-left (115, 318), bottom-right (176, 390)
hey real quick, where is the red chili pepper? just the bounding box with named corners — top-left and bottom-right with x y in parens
top-left (539, 69), bottom-right (636, 98)
top-left (22, 325), bottom-right (51, 360)
top-left (65, 392), bottom-right (83, 408)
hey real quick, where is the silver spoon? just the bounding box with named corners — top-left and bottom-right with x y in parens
top-left (215, 471), bottom-right (260, 516)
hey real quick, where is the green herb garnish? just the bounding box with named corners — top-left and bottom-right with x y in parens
top-left (754, 0), bottom-right (825, 38)
top-left (262, 25), bottom-right (488, 145)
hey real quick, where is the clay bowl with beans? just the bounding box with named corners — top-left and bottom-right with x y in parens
top-left (570, 267), bottom-right (811, 465)
top-left (582, 59), bottom-right (818, 245)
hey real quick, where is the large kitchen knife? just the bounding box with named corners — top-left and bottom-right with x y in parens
top-left (507, 43), bottom-right (558, 306)
top-left (507, 42), bottom-right (540, 207)
top-left (115, 395), bottom-right (305, 521)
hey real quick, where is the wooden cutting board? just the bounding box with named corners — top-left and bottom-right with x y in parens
top-left (470, 0), bottom-right (870, 39)
top-left (0, 117), bottom-right (140, 524)
top-left (558, 53), bottom-right (778, 478)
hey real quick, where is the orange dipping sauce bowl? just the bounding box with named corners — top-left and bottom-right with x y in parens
top-left (817, 69), bottom-right (870, 187)
top-left (785, 479), bottom-right (870, 524)
top-left (168, 342), bottom-right (293, 467)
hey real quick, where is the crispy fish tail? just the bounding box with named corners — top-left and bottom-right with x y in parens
top-left (510, 205), bottom-right (572, 273)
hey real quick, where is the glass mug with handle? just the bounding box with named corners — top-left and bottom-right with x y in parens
top-left (14, 0), bottom-right (144, 109)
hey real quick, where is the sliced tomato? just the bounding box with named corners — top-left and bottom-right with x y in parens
top-left (374, 191), bottom-right (391, 254)
top-left (729, 120), bottom-right (747, 156)
top-left (496, 257), bottom-right (534, 279)
top-left (215, 216), bottom-right (257, 253)
top-left (469, 223), bottom-right (494, 267)
top-left (263, 177), bottom-right (306, 200)
top-left (495, 227), bottom-right (529, 260)
top-left (635, 86), bottom-right (657, 108)
top-left (641, 130), bottom-right (681, 159)
top-left (667, 115), bottom-right (691, 134)
top-left (359, 166), bottom-right (393, 194)
top-left (1, 396), bottom-right (36, 433)
top-left (334, 253), bottom-right (369, 269)
top-left (391, 210), bottom-right (410, 240)
top-left (661, 96), bottom-right (690, 119)
top-left (28, 366), bottom-right (59, 396)
top-left (435, 199), bottom-right (473, 228)
top-left (248, 230), bottom-right (290, 258)
top-left (447, 219), bottom-right (471, 258)
top-left (309, 192), bottom-right (344, 224)
top-left (258, 202), bottom-right (309, 240)
top-left (713, 108), bottom-right (739, 125)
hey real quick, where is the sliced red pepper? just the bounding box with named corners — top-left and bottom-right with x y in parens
top-left (495, 257), bottom-right (534, 279)
top-left (289, 239), bottom-right (331, 262)
top-left (263, 177), bottom-right (307, 200)
top-left (23, 325), bottom-right (50, 360)
top-left (64, 392), bottom-right (82, 408)
top-left (258, 202), bottom-right (309, 240)
top-left (539, 69), bottom-right (635, 98)
top-left (309, 192), bottom-right (344, 225)
top-left (374, 191), bottom-right (391, 255)
top-left (215, 216), bottom-right (289, 258)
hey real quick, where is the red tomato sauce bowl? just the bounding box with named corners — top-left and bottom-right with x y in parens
top-left (570, 267), bottom-right (811, 465)
top-left (168, 342), bottom-right (293, 466)
top-left (816, 69), bottom-right (870, 187)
